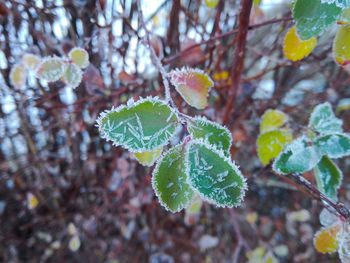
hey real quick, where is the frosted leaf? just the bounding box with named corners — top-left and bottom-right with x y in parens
top-left (169, 67), bottom-right (214, 109)
top-left (10, 63), bottom-right (27, 89)
top-left (293, 0), bottom-right (342, 40)
top-left (205, 0), bottom-right (219, 8)
top-left (333, 24), bottom-right (350, 66)
top-left (36, 57), bottom-right (67, 82)
top-left (22, 53), bottom-right (41, 71)
top-left (273, 137), bottom-right (323, 174)
top-left (313, 224), bottom-right (341, 253)
top-left (314, 133), bottom-right (350, 158)
top-left (62, 63), bottom-right (83, 88)
top-left (309, 102), bottom-right (343, 134)
top-left (187, 116), bottom-right (232, 156)
top-left (337, 98), bottom-right (350, 113)
top-left (283, 26), bottom-right (317, 61)
top-left (68, 236), bottom-right (81, 252)
top-left (339, 224), bottom-right (350, 263)
top-left (152, 144), bottom-right (194, 212)
top-left (260, 109), bottom-right (288, 134)
top-left (321, 0), bottom-right (350, 8)
top-left (134, 147), bottom-right (162, 167)
top-left (97, 97), bottom-right (179, 152)
top-left (314, 156), bottom-right (342, 201)
top-left (257, 129), bottom-right (293, 165)
top-left (185, 139), bottom-right (247, 207)
top-left (69, 47), bottom-right (89, 68)
top-left (319, 208), bottom-right (339, 227)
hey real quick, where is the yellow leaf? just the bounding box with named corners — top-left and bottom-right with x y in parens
top-left (134, 147), bottom-right (162, 166)
top-left (27, 192), bottom-right (39, 209)
top-left (314, 224), bottom-right (340, 254)
top-left (246, 212), bottom-right (258, 224)
top-left (260, 109), bottom-right (288, 134)
top-left (257, 129), bottom-right (293, 165)
top-left (205, 0), bottom-right (219, 8)
top-left (283, 26), bottom-right (317, 61)
top-left (247, 247), bottom-right (266, 262)
top-left (10, 63), bottom-right (27, 89)
top-left (333, 25), bottom-right (350, 66)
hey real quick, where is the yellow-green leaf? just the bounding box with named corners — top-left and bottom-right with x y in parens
top-left (69, 47), bottom-right (89, 68)
top-left (170, 67), bottom-right (214, 109)
top-left (27, 192), bottom-right (39, 209)
top-left (22, 53), bottom-right (41, 71)
top-left (10, 63), bottom-right (27, 89)
top-left (257, 129), bottom-right (293, 165)
top-left (283, 26), bottom-right (317, 61)
top-left (333, 25), bottom-right (350, 66)
top-left (134, 147), bottom-right (162, 167)
top-left (68, 236), bottom-right (81, 252)
top-left (205, 0), bottom-right (219, 8)
top-left (314, 224), bottom-right (340, 253)
top-left (260, 109), bottom-right (288, 134)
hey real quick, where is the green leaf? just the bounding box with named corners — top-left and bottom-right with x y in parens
top-left (152, 144), bottom-right (194, 212)
top-left (185, 139), bottom-right (247, 207)
top-left (187, 116), bottom-right (232, 156)
top-left (69, 47), bottom-right (89, 69)
top-left (62, 63), bottom-right (83, 88)
top-left (293, 0), bottom-right (342, 40)
top-left (97, 97), bottom-right (179, 152)
top-left (333, 24), bottom-right (350, 66)
top-left (36, 57), bottom-right (67, 82)
top-left (134, 147), bottom-right (162, 167)
top-left (314, 156), bottom-right (342, 201)
top-left (273, 137), bottom-right (323, 174)
top-left (260, 109), bottom-right (288, 134)
top-left (257, 129), bottom-right (293, 165)
top-left (309, 102), bottom-right (343, 134)
top-left (314, 133), bottom-right (350, 158)
top-left (322, 0), bottom-right (350, 8)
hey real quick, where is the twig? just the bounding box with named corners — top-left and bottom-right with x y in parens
top-left (229, 209), bottom-right (250, 251)
top-left (222, 0), bottom-right (253, 125)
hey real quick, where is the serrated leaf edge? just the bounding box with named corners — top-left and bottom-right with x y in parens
top-left (68, 47), bottom-right (89, 69)
top-left (35, 56), bottom-right (67, 82)
top-left (313, 225), bottom-right (341, 254)
top-left (308, 102), bottom-right (343, 133)
top-left (314, 132), bottom-right (350, 158)
top-left (184, 138), bottom-right (247, 208)
top-left (62, 63), bottom-right (83, 89)
top-left (96, 96), bottom-right (179, 153)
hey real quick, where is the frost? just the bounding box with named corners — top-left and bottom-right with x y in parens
top-left (152, 144), bottom-right (194, 212)
top-left (309, 102), bottom-right (343, 134)
top-left (321, 0), bottom-right (350, 8)
top-left (69, 47), bottom-right (89, 68)
top-left (96, 96), bottom-right (179, 152)
top-left (22, 53), bottom-right (41, 71)
top-left (319, 208), bottom-right (340, 227)
top-left (169, 67), bottom-right (214, 109)
top-left (273, 137), bottom-right (323, 174)
top-left (185, 138), bottom-right (247, 207)
top-left (36, 56), bottom-right (67, 82)
top-left (62, 63), bottom-right (83, 88)
top-left (314, 133), bottom-right (350, 158)
top-left (187, 115), bottom-right (232, 156)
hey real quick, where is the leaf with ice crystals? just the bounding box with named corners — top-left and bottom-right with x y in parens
top-left (309, 102), bottom-right (343, 134)
top-left (169, 67), bottom-right (214, 109)
top-left (69, 47), bottom-right (89, 68)
top-left (62, 63), bottom-right (83, 88)
top-left (36, 57), bottom-right (66, 82)
top-left (293, 0), bottom-right (342, 40)
top-left (205, 0), bottom-right (219, 8)
top-left (22, 53), bottom-right (41, 71)
top-left (313, 224), bottom-right (341, 253)
top-left (185, 139), bottom-right (247, 207)
top-left (134, 147), bottom-right (162, 167)
top-left (152, 144), bottom-right (194, 212)
top-left (314, 156), bottom-right (342, 201)
top-left (273, 137), bottom-right (323, 174)
top-left (187, 116), bottom-right (232, 156)
top-left (320, 208), bottom-right (340, 226)
top-left (333, 25), bottom-right (350, 66)
top-left (338, 225), bottom-right (350, 262)
top-left (314, 133), bottom-right (350, 158)
top-left (260, 109), bottom-right (288, 134)
top-left (10, 63), bottom-right (27, 89)
top-left (283, 26), bottom-right (317, 61)
top-left (321, 0), bottom-right (350, 8)
top-left (97, 97), bottom-right (179, 152)
top-left (257, 129), bottom-right (293, 165)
